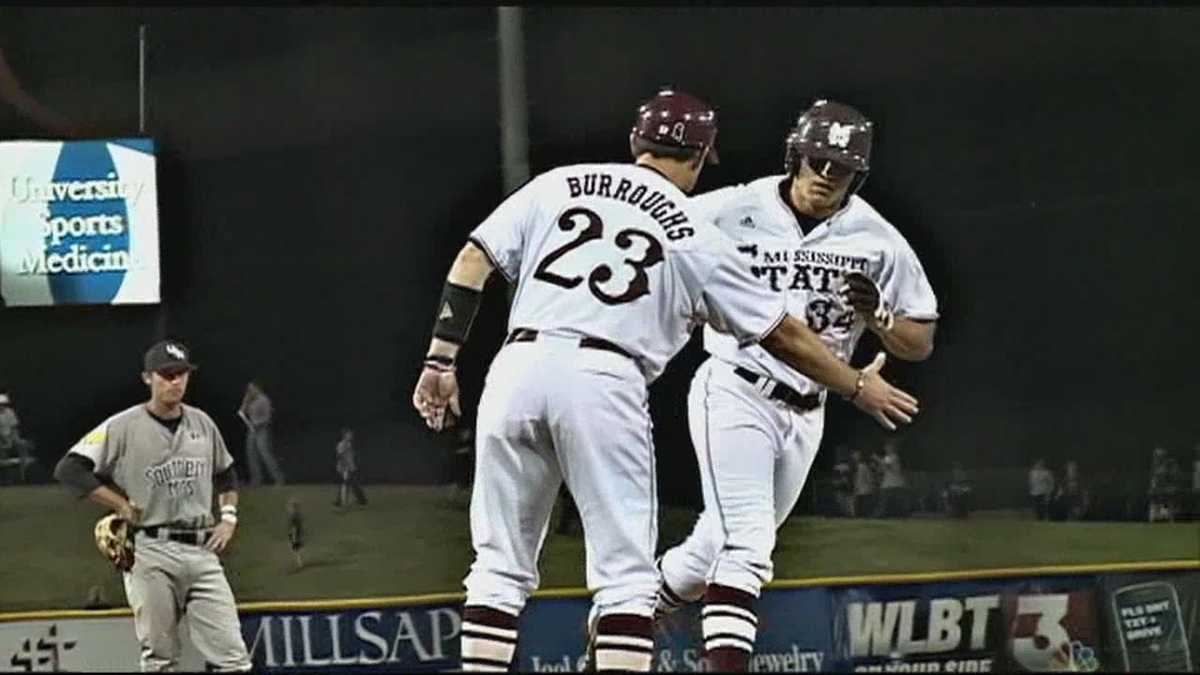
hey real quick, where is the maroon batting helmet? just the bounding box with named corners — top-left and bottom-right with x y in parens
top-left (784, 99), bottom-right (873, 176)
top-left (631, 88), bottom-right (719, 165)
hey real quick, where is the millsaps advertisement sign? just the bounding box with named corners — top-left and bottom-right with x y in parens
top-left (241, 605), bottom-right (461, 672)
top-left (831, 576), bottom-right (1102, 672)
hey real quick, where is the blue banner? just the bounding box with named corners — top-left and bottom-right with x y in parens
top-left (831, 576), bottom-right (1102, 672)
top-left (513, 587), bottom-right (833, 672)
top-left (241, 604), bottom-right (460, 672)
top-left (226, 570), bottom-right (1198, 672)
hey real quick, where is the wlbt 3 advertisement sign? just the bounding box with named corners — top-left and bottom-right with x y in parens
top-left (832, 576), bottom-right (1103, 672)
top-left (0, 138), bottom-right (161, 307)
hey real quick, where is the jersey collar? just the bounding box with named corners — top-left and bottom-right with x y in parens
top-left (634, 163), bottom-right (673, 184)
top-left (774, 177), bottom-right (850, 239)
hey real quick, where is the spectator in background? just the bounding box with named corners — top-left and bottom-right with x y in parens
top-left (873, 440), bottom-right (908, 518)
top-left (287, 498), bottom-right (305, 570)
top-left (943, 461), bottom-right (973, 519)
top-left (447, 425), bottom-right (474, 508)
top-left (1029, 458), bottom-right (1055, 520)
top-left (831, 445), bottom-right (854, 517)
top-left (852, 449), bottom-right (875, 518)
top-left (238, 380), bottom-right (285, 486)
top-left (1148, 447), bottom-right (1181, 523)
top-left (0, 390), bottom-right (36, 484)
top-left (1191, 443), bottom-right (1200, 521)
top-left (1054, 460), bottom-right (1090, 521)
top-left (333, 428), bottom-right (367, 508)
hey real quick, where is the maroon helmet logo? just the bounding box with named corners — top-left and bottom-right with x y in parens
top-left (631, 88), bottom-right (720, 165)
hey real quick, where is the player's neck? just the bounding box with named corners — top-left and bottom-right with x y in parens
top-left (787, 176), bottom-right (840, 220)
top-left (634, 156), bottom-right (695, 193)
top-left (146, 399), bottom-right (183, 420)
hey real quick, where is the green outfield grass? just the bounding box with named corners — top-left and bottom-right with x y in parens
top-left (1, 485), bottom-right (1195, 613)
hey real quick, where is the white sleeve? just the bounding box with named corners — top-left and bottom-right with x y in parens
top-left (881, 237), bottom-right (939, 320)
top-left (688, 185), bottom-right (742, 223)
top-left (468, 175), bottom-right (542, 284)
top-left (67, 421), bottom-right (121, 476)
top-left (688, 229), bottom-right (788, 346)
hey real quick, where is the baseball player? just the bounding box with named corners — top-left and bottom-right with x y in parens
top-left (411, 88), bottom-right (919, 672)
top-left (52, 340), bottom-right (252, 672)
top-left (654, 100), bottom-right (939, 670)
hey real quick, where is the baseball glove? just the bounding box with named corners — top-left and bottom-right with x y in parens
top-left (839, 271), bottom-right (894, 331)
top-left (94, 513), bottom-right (136, 572)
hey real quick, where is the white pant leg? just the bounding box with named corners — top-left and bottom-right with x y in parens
top-left (658, 361), bottom-right (726, 602)
top-left (546, 345), bottom-right (658, 618)
top-left (463, 345), bottom-right (563, 616)
top-left (181, 546), bottom-right (251, 671)
top-left (662, 360), bottom-right (827, 598)
top-left (125, 541), bottom-right (184, 672)
top-left (773, 406), bottom-right (825, 528)
top-left (701, 365), bottom-right (785, 596)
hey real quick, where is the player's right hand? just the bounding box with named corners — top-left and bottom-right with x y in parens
top-left (413, 365), bottom-right (462, 432)
top-left (118, 500), bottom-right (143, 526)
top-left (851, 352), bottom-right (919, 431)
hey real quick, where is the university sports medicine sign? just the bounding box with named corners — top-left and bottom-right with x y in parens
top-left (0, 138), bottom-right (160, 307)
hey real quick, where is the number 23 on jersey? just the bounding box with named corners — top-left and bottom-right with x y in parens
top-left (532, 206), bottom-right (664, 306)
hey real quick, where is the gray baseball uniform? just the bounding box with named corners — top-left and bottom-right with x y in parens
top-left (66, 403), bottom-right (251, 672)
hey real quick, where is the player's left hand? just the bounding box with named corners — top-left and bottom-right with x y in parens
top-left (205, 521), bottom-right (236, 555)
top-left (413, 364), bottom-right (461, 432)
top-left (839, 271), bottom-right (894, 332)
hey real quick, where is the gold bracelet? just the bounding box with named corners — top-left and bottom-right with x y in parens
top-left (845, 371), bottom-right (866, 402)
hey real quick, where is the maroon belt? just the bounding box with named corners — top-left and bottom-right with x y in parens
top-left (505, 328), bottom-right (635, 362)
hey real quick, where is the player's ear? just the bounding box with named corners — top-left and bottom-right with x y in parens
top-left (141, 372), bottom-right (153, 387)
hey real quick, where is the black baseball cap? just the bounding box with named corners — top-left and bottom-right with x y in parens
top-left (143, 340), bottom-right (198, 374)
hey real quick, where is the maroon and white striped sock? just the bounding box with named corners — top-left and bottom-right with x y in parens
top-left (460, 605), bottom-right (518, 672)
top-left (701, 584), bottom-right (758, 671)
top-left (594, 613), bottom-right (655, 671)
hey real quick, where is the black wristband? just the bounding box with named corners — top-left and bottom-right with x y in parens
top-left (423, 354), bottom-right (456, 372)
top-left (432, 282), bottom-right (483, 345)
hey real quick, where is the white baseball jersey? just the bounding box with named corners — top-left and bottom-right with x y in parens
top-left (659, 176), bottom-right (940, 608)
top-left (469, 163), bottom-right (788, 382)
top-left (693, 175), bottom-right (939, 394)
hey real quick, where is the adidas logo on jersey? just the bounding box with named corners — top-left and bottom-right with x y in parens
top-left (739, 216), bottom-right (755, 228)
